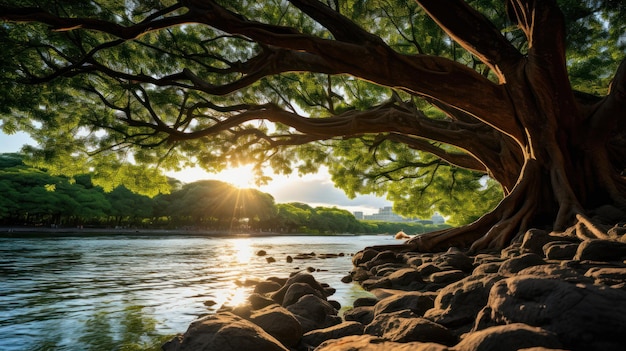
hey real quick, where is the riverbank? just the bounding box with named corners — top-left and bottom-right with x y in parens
top-left (164, 228), bottom-right (626, 350)
top-left (1, 234), bottom-right (393, 351)
top-left (0, 226), bottom-right (288, 237)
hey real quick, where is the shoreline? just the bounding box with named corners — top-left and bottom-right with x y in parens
top-left (0, 226), bottom-right (370, 238)
top-left (162, 229), bottom-right (626, 351)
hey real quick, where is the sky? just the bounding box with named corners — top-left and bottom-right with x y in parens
top-left (0, 131), bottom-right (392, 215)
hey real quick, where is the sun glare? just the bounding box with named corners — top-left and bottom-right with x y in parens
top-left (213, 165), bottom-right (257, 189)
top-left (232, 239), bottom-right (253, 264)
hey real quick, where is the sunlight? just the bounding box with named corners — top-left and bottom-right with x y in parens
top-left (227, 286), bottom-right (249, 307)
top-left (232, 239), bottom-right (253, 264)
top-left (213, 165), bottom-right (257, 189)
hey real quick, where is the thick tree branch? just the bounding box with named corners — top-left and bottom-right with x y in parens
top-left (0, 5), bottom-right (192, 39)
top-left (416, 0), bottom-right (522, 82)
top-left (386, 134), bottom-right (487, 172)
top-left (287, 0), bottom-right (385, 45)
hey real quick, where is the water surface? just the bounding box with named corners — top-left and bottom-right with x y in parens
top-left (0, 234), bottom-right (395, 351)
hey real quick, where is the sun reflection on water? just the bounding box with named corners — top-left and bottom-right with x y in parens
top-left (233, 238), bottom-right (253, 264)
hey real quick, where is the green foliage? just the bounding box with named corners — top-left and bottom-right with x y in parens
top-left (0, 0), bottom-right (622, 225)
top-left (0, 153), bottom-right (275, 229)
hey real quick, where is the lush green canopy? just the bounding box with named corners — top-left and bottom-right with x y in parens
top-left (1, 1), bottom-right (624, 249)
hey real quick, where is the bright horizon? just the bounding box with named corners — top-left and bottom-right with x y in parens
top-left (0, 131), bottom-right (392, 215)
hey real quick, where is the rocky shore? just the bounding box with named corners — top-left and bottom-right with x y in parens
top-left (163, 228), bottom-right (626, 351)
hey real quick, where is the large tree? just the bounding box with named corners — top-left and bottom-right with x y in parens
top-left (1, 0), bottom-right (624, 251)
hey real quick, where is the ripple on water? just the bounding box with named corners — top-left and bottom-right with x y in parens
top-left (0, 234), bottom-right (394, 350)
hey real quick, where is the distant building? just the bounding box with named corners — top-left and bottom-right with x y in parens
top-left (360, 206), bottom-right (411, 222)
top-left (431, 212), bottom-right (445, 224)
top-left (356, 207), bottom-right (446, 224)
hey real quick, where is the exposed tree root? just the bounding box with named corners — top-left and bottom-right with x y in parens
top-left (558, 213), bottom-right (613, 241)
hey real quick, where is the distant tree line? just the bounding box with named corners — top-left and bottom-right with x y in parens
top-left (0, 153), bottom-right (449, 234)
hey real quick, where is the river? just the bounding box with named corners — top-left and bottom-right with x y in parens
top-left (0, 233), bottom-right (396, 351)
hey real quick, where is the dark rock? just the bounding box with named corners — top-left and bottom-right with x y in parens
top-left (352, 248), bottom-right (380, 266)
top-left (315, 335), bottom-right (450, 351)
top-left (267, 276), bottom-right (287, 286)
top-left (472, 262), bottom-right (502, 275)
top-left (497, 253), bottom-right (546, 275)
top-left (351, 266), bottom-right (372, 282)
top-left (365, 250), bottom-right (403, 270)
top-left (424, 274), bottom-right (504, 330)
top-left (486, 276), bottom-right (626, 350)
top-left (428, 270), bottom-right (467, 285)
top-left (574, 239), bottom-right (626, 261)
top-left (373, 291), bottom-right (436, 317)
top-left (282, 282), bottom-right (325, 307)
top-left (343, 305), bottom-right (375, 325)
top-left (457, 323), bottom-right (562, 351)
top-left (323, 286), bottom-right (336, 296)
top-left (516, 264), bottom-right (592, 284)
top-left (301, 321), bottom-right (364, 348)
top-left (249, 293), bottom-right (278, 310)
top-left (416, 262), bottom-right (443, 276)
top-left (254, 280), bottom-right (282, 294)
top-left (256, 250), bottom-right (267, 256)
top-left (386, 267), bottom-right (424, 289)
top-left (500, 244), bottom-right (524, 259)
top-left (434, 251), bottom-right (474, 273)
top-left (249, 305), bottom-right (302, 347)
top-left (365, 310), bottom-right (457, 345)
top-left (584, 267), bottom-right (626, 286)
top-left (353, 296), bottom-right (378, 307)
top-left (543, 242), bottom-right (578, 260)
top-left (162, 312), bottom-right (288, 351)
top-left (328, 299), bottom-right (341, 310)
top-left (520, 229), bottom-right (554, 256)
top-left (286, 255), bottom-right (293, 263)
top-left (371, 263), bottom-right (408, 276)
top-left (227, 304), bottom-right (253, 318)
top-left (340, 274), bottom-right (353, 283)
top-left (270, 272), bottom-right (326, 304)
top-left (266, 257), bottom-right (276, 263)
top-left (473, 254), bottom-right (503, 266)
top-left (406, 253), bottom-right (434, 267)
top-left (286, 294), bottom-right (340, 333)
top-left (361, 277), bottom-right (392, 290)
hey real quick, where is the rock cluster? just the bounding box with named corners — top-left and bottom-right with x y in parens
top-left (163, 229), bottom-right (626, 351)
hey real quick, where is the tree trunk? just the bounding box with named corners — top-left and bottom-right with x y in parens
top-left (408, 59), bottom-right (626, 253)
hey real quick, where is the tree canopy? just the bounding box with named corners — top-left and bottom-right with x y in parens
top-left (1, 0), bottom-right (625, 251)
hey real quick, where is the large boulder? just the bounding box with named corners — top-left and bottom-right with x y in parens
top-left (574, 239), bottom-right (626, 261)
top-left (343, 305), bottom-right (375, 325)
top-left (485, 276), bottom-right (626, 350)
top-left (497, 253), bottom-right (546, 276)
top-left (301, 321), bottom-right (364, 348)
top-left (365, 310), bottom-right (457, 345)
top-left (386, 267), bottom-right (424, 289)
top-left (353, 248), bottom-right (380, 266)
top-left (373, 291), bottom-right (437, 317)
top-left (270, 272), bottom-right (326, 304)
top-left (424, 274), bottom-right (504, 330)
top-left (281, 282), bottom-right (325, 307)
top-left (248, 305), bottom-right (302, 347)
top-left (162, 312), bottom-right (288, 351)
top-left (286, 294), bottom-right (340, 332)
top-left (315, 335), bottom-right (450, 351)
top-left (455, 324), bottom-right (562, 351)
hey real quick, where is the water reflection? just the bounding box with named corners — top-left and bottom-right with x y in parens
top-left (0, 234), bottom-right (394, 351)
top-left (232, 238), bottom-right (253, 264)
